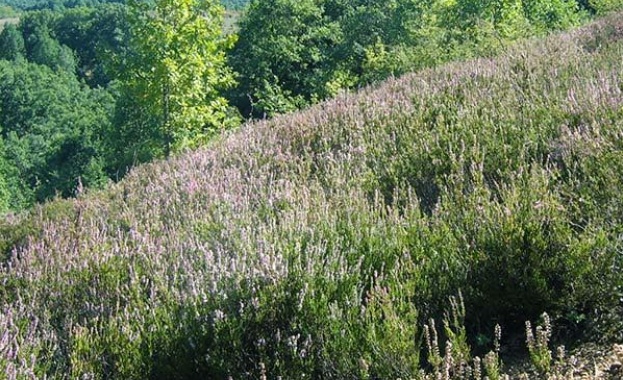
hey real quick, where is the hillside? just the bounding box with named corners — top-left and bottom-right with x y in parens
top-left (1, 12), bottom-right (623, 379)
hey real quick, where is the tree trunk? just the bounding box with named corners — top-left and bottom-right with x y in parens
top-left (163, 79), bottom-right (172, 157)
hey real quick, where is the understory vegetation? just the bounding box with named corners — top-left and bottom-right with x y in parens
top-left (1, 11), bottom-right (623, 378)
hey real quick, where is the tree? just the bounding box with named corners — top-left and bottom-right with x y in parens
top-left (575, 0), bottom-right (623, 14)
top-left (19, 9), bottom-right (78, 73)
top-left (522, 0), bottom-right (583, 31)
top-left (0, 59), bottom-right (113, 207)
top-left (0, 133), bottom-right (32, 212)
top-left (229, 0), bottom-right (439, 117)
top-left (0, 5), bottom-right (18, 18)
top-left (28, 29), bottom-right (78, 73)
top-left (116, 0), bottom-right (237, 156)
top-left (0, 24), bottom-right (26, 61)
top-left (335, 0), bottom-right (433, 84)
top-left (229, 0), bottom-right (343, 117)
top-left (53, 4), bottom-right (131, 87)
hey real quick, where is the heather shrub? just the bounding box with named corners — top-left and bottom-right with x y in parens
top-left (2, 13), bottom-right (623, 378)
top-left (0, 198), bottom-right (77, 262)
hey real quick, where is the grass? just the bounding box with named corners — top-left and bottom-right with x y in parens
top-left (1, 11), bottom-right (623, 379)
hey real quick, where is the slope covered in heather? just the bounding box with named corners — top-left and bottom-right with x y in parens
top-left (1, 12), bottom-right (623, 379)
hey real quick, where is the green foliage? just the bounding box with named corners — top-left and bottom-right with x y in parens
top-left (523, 0), bottom-right (585, 32)
top-left (52, 4), bottom-right (131, 86)
top-left (0, 139), bottom-right (12, 214)
top-left (18, 10), bottom-right (79, 73)
top-left (582, 0), bottom-right (623, 13)
top-left (0, 136), bottom-right (32, 213)
top-left (229, 0), bottom-right (432, 116)
top-left (0, 1), bottom-right (235, 209)
top-left (229, 0), bottom-right (341, 117)
top-left (0, 59), bottom-right (113, 206)
top-left (14, 5), bottom-right (130, 85)
top-left (28, 28), bottom-right (77, 72)
top-left (0, 23), bottom-right (25, 61)
top-left (337, 0), bottom-right (429, 76)
top-left (116, 0), bottom-right (238, 156)
top-left (0, 0), bottom-right (250, 11)
top-left (0, 5), bottom-right (19, 18)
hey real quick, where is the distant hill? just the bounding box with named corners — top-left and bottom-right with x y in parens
top-left (1, 10), bottom-right (623, 379)
top-left (0, 0), bottom-right (124, 10)
top-left (0, 0), bottom-right (248, 10)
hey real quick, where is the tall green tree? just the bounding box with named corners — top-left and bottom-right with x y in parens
top-left (0, 24), bottom-right (26, 61)
top-left (116, 0), bottom-right (237, 156)
top-left (229, 0), bottom-right (343, 117)
top-left (28, 29), bottom-right (77, 73)
top-left (335, 0), bottom-right (434, 84)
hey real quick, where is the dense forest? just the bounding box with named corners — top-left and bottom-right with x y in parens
top-left (1, 0), bottom-right (620, 215)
